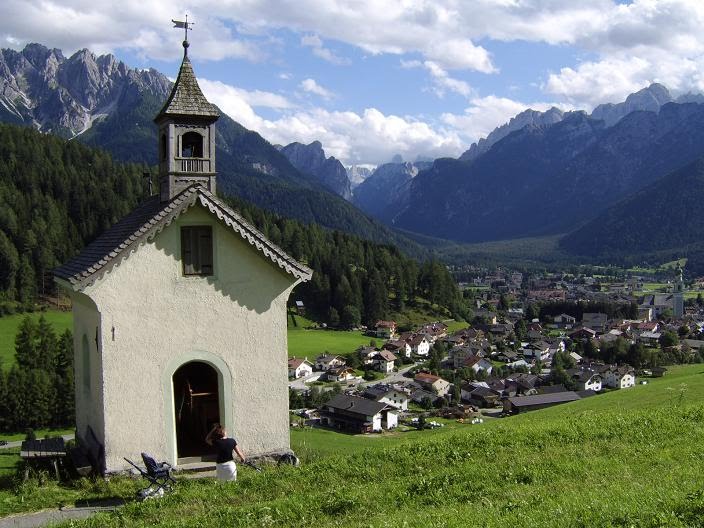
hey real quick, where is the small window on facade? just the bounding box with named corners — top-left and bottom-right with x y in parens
top-left (181, 132), bottom-right (203, 158)
top-left (181, 226), bottom-right (213, 276)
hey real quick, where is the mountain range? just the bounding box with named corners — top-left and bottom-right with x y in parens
top-left (0, 43), bottom-right (418, 250)
top-left (3, 42), bottom-right (704, 268)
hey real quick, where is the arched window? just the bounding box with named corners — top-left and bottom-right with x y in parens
top-left (82, 334), bottom-right (90, 392)
top-left (160, 133), bottom-right (167, 161)
top-left (181, 132), bottom-right (203, 158)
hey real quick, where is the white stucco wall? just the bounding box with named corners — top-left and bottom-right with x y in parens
top-left (67, 204), bottom-right (299, 472)
top-left (71, 293), bottom-right (105, 450)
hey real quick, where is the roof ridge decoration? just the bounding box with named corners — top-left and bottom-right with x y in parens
top-left (155, 54), bottom-right (219, 120)
top-left (54, 185), bottom-right (312, 290)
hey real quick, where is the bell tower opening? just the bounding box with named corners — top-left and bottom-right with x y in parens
top-left (181, 131), bottom-right (203, 158)
top-left (172, 361), bottom-right (220, 458)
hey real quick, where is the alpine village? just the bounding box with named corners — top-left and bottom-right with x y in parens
top-left (0, 8), bottom-right (704, 528)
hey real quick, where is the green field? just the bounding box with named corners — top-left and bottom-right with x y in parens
top-left (0, 310), bottom-right (73, 371)
top-left (287, 327), bottom-right (372, 359)
top-left (1, 365), bottom-right (700, 525)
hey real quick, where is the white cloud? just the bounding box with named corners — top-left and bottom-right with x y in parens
top-left (402, 60), bottom-right (472, 98)
top-left (301, 34), bottom-right (350, 65)
top-left (199, 78), bottom-right (463, 164)
top-left (299, 78), bottom-right (334, 100)
top-left (200, 79), bottom-right (294, 110)
top-left (422, 61), bottom-right (472, 98)
top-left (425, 39), bottom-right (496, 73)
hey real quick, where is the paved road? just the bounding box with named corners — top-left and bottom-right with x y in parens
top-left (0, 435), bottom-right (74, 451)
top-left (0, 499), bottom-right (124, 528)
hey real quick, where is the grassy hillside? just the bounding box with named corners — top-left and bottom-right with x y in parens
top-left (29, 365), bottom-right (699, 527)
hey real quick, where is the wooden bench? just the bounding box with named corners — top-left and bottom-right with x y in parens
top-left (20, 437), bottom-right (66, 480)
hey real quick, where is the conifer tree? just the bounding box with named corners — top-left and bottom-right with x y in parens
top-left (37, 314), bottom-right (58, 372)
top-left (15, 315), bottom-right (39, 370)
top-left (5, 366), bottom-right (27, 430)
top-left (0, 370), bottom-right (7, 430)
top-left (54, 329), bottom-right (75, 426)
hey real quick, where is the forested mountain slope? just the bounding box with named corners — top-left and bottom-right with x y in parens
top-left (560, 156), bottom-right (704, 268)
top-left (0, 123), bottom-right (466, 324)
top-left (0, 43), bottom-right (416, 250)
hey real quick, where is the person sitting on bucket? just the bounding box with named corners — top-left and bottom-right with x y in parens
top-left (205, 423), bottom-right (246, 481)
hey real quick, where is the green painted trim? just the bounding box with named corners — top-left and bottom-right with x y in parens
top-left (162, 351), bottom-right (234, 465)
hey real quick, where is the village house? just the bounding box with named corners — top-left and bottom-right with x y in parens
top-left (450, 343), bottom-right (488, 369)
top-left (522, 342), bottom-right (551, 362)
top-left (288, 357), bottom-right (313, 379)
top-left (567, 369), bottom-right (603, 392)
top-left (53, 37), bottom-right (312, 472)
top-left (460, 383), bottom-right (501, 407)
top-left (408, 334), bottom-right (431, 357)
top-left (638, 331), bottom-right (662, 346)
top-left (362, 384), bottom-right (409, 411)
top-left (324, 366), bottom-right (356, 382)
top-left (553, 313), bottom-right (577, 329)
top-left (373, 350), bottom-right (398, 373)
top-left (604, 366), bottom-right (636, 389)
top-left (375, 320), bottom-right (398, 339)
top-left (383, 340), bottom-right (412, 358)
top-left (504, 392), bottom-right (581, 414)
top-left (357, 346), bottom-right (380, 365)
top-left (582, 313), bottom-right (609, 333)
top-left (414, 373), bottom-right (451, 397)
top-left (420, 321), bottom-right (448, 340)
top-left (463, 355), bottom-right (493, 374)
top-left (320, 394), bottom-right (397, 433)
top-left (569, 327), bottom-right (597, 341)
top-left (315, 354), bottom-right (346, 371)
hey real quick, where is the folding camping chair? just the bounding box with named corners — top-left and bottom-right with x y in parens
top-left (124, 453), bottom-right (176, 500)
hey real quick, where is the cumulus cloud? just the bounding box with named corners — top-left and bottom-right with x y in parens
top-left (300, 34), bottom-right (350, 65)
top-left (199, 78), bottom-right (463, 164)
top-left (299, 78), bottom-right (335, 100)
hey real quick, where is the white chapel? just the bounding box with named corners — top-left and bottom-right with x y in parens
top-left (54, 34), bottom-right (311, 473)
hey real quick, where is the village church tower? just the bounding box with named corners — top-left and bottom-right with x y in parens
top-left (55, 29), bottom-right (311, 473)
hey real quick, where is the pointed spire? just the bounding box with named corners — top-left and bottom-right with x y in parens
top-left (154, 55), bottom-right (219, 121)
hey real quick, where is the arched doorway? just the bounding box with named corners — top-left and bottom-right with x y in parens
top-left (172, 361), bottom-right (220, 458)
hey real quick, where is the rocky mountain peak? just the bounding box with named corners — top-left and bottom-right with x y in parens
top-left (460, 106), bottom-right (564, 162)
top-left (279, 140), bottom-right (352, 200)
top-left (0, 42), bottom-right (173, 138)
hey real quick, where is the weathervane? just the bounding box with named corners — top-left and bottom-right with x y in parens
top-left (172, 15), bottom-right (194, 56)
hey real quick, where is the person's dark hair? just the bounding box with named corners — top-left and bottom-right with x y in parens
top-left (213, 425), bottom-right (226, 440)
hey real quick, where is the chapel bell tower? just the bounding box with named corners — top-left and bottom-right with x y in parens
top-left (154, 24), bottom-right (220, 202)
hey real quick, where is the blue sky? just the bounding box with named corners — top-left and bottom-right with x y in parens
top-left (1, 1), bottom-right (703, 165)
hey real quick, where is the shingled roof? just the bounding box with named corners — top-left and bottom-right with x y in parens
top-left (155, 55), bottom-right (219, 120)
top-left (54, 185), bottom-right (313, 290)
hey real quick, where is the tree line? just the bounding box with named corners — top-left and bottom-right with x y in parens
top-left (0, 122), bottom-right (468, 327)
top-left (223, 198), bottom-right (470, 326)
top-left (0, 315), bottom-right (74, 432)
top-left (0, 123), bottom-right (147, 312)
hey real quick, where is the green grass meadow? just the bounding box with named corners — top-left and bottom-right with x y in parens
top-left (0, 365), bottom-right (699, 526)
top-left (287, 327), bottom-right (372, 359)
top-left (0, 310), bottom-right (73, 371)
